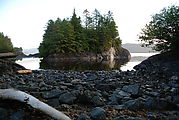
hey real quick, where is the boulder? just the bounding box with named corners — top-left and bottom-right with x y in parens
top-left (122, 84), bottom-right (141, 96)
top-left (59, 92), bottom-right (77, 104)
top-left (42, 89), bottom-right (64, 99)
top-left (77, 114), bottom-right (91, 120)
top-left (109, 90), bottom-right (131, 104)
top-left (123, 98), bottom-right (144, 111)
top-left (90, 107), bottom-right (106, 120)
top-left (0, 60), bottom-right (26, 76)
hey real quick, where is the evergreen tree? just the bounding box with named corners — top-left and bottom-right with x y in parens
top-left (39, 9), bottom-right (122, 57)
top-left (0, 32), bottom-right (13, 53)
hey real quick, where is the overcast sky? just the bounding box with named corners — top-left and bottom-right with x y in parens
top-left (0, 0), bottom-right (178, 49)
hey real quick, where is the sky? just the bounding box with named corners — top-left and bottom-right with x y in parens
top-left (0, 0), bottom-right (179, 49)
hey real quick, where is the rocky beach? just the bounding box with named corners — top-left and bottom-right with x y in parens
top-left (0, 53), bottom-right (179, 120)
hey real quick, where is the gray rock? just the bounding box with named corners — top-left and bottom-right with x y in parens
top-left (59, 92), bottom-right (77, 104)
top-left (42, 89), bottom-right (64, 99)
top-left (90, 107), bottom-right (106, 120)
top-left (87, 74), bottom-right (97, 80)
top-left (145, 91), bottom-right (160, 97)
top-left (144, 97), bottom-right (158, 110)
top-left (91, 96), bottom-right (105, 106)
top-left (124, 98), bottom-right (144, 111)
top-left (144, 97), bottom-right (172, 110)
top-left (113, 105), bottom-right (125, 110)
top-left (109, 90), bottom-right (131, 104)
top-left (122, 84), bottom-right (141, 96)
top-left (78, 90), bottom-right (103, 105)
top-left (77, 114), bottom-right (91, 120)
top-left (170, 75), bottom-right (178, 81)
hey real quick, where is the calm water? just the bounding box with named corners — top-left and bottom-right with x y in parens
top-left (16, 53), bottom-right (157, 71)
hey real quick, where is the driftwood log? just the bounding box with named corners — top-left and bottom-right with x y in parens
top-left (0, 89), bottom-right (71, 120)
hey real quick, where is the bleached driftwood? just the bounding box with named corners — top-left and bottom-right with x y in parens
top-left (17, 70), bottom-right (33, 74)
top-left (0, 89), bottom-right (71, 120)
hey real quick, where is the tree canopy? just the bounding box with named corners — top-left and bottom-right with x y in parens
top-left (39, 9), bottom-right (121, 57)
top-left (0, 32), bottom-right (14, 53)
top-left (139, 5), bottom-right (179, 53)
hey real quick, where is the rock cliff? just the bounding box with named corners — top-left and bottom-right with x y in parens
top-left (43, 47), bottom-right (131, 62)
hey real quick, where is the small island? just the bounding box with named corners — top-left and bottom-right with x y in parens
top-left (39, 9), bottom-right (131, 63)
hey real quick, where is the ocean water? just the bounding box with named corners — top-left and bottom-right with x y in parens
top-left (120, 53), bottom-right (157, 71)
top-left (16, 53), bottom-right (158, 71)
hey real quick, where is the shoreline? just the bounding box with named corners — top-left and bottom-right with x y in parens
top-left (0, 53), bottom-right (179, 120)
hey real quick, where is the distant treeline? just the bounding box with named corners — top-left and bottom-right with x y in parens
top-left (0, 32), bottom-right (22, 53)
top-left (0, 32), bottom-right (14, 53)
top-left (39, 9), bottom-right (121, 57)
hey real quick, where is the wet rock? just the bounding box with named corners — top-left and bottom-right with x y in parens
top-left (113, 105), bottom-right (125, 110)
top-left (144, 97), bottom-right (173, 110)
top-left (123, 98), bottom-right (144, 111)
top-left (78, 90), bottom-right (103, 105)
top-left (90, 107), bottom-right (106, 120)
top-left (91, 96), bottom-right (105, 106)
top-left (77, 114), bottom-right (91, 120)
top-left (59, 92), bottom-right (77, 104)
top-left (122, 84), bottom-right (141, 96)
top-left (41, 89), bottom-right (64, 99)
top-left (86, 74), bottom-right (97, 80)
top-left (109, 90), bottom-right (131, 104)
top-left (145, 91), bottom-right (160, 97)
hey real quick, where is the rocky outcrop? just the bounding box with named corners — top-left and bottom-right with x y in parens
top-left (0, 60), bottom-right (26, 76)
top-left (134, 52), bottom-right (179, 75)
top-left (43, 47), bottom-right (131, 62)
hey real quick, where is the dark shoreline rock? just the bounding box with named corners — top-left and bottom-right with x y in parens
top-left (134, 52), bottom-right (179, 75)
top-left (43, 47), bottom-right (131, 63)
top-left (0, 59), bottom-right (26, 76)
